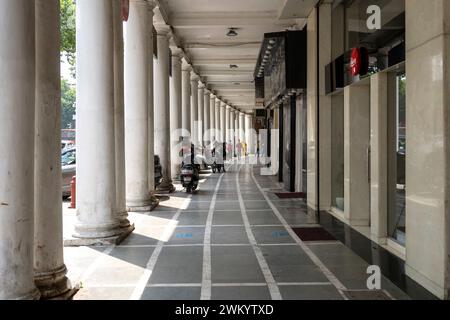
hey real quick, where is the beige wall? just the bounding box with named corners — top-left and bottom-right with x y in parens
top-left (404, 0), bottom-right (450, 300)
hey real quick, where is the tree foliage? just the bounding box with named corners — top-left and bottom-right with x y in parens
top-left (61, 79), bottom-right (76, 129)
top-left (60, 0), bottom-right (76, 69)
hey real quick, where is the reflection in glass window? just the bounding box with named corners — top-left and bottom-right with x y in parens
top-left (388, 72), bottom-right (406, 245)
top-left (62, 150), bottom-right (76, 166)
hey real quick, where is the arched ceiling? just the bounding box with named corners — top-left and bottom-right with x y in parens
top-left (155, 0), bottom-right (317, 113)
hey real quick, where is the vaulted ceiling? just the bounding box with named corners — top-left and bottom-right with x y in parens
top-left (154, 0), bottom-right (317, 113)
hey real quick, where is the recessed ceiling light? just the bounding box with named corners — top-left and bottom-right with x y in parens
top-left (227, 28), bottom-right (238, 37)
top-left (229, 64), bottom-right (238, 69)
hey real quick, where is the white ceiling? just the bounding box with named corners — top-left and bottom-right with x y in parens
top-left (157, 0), bottom-right (317, 112)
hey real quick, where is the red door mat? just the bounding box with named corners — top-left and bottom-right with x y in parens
top-left (292, 227), bottom-right (336, 241)
top-left (274, 192), bottom-right (306, 199)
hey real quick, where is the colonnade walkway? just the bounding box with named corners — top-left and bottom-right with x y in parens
top-left (63, 163), bottom-right (410, 300)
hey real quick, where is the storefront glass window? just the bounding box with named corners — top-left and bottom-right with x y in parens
top-left (388, 71), bottom-right (406, 245)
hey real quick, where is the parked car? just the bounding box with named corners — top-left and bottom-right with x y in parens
top-left (61, 140), bottom-right (75, 152)
top-left (61, 147), bottom-right (76, 198)
top-left (61, 147), bottom-right (164, 198)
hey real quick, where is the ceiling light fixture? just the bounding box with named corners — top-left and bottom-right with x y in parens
top-left (229, 64), bottom-right (238, 69)
top-left (227, 28), bottom-right (238, 37)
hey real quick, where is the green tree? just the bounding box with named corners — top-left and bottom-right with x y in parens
top-left (60, 0), bottom-right (76, 74)
top-left (61, 79), bottom-right (76, 129)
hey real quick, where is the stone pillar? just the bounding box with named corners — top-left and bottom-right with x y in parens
top-left (113, 0), bottom-right (130, 226)
top-left (170, 48), bottom-right (183, 180)
top-left (204, 90), bottom-right (211, 144)
top-left (215, 99), bottom-right (221, 141)
top-left (306, 3), bottom-right (332, 211)
top-left (74, 0), bottom-right (122, 241)
top-left (220, 102), bottom-right (226, 143)
top-left (404, 0), bottom-right (450, 299)
top-left (225, 106), bottom-right (231, 144)
top-left (181, 61), bottom-right (192, 140)
top-left (124, 0), bottom-right (156, 211)
top-left (239, 112), bottom-right (245, 142)
top-left (34, 0), bottom-right (71, 299)
top-left (210, 94), bottom-right (216, 143)
top-left (154, 24), bottom-right (175, 193)
top-left (0, 0), bottom-right (39, 300)
top-left (190, 73), bottom-right (199, 145)
top-left (344, 84), bottom-right (371, 226)
top-left (146, 4), bottom-right (158, 206)
top-left (198, 83), bottom-right (205, 146)
top-left (245, 114), bottom-right (252, 154)
top-left (230, 109), bottom-right (236, 155)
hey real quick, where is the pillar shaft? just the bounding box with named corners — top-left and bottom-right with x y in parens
top-left (215, 99), bottom-right (220, 141)
top-left (181, 63), bottom-right (192, 139)
top-left (113, 0), bottom-right (129, 225)
top-left (204, 91), bottom-right (210, 144)
top-left (198, 84), bottom-right (204, 146)
top-left (0, 0), bottom-right (39, 300)
top-left (34, 0), bottom-right (71, 298)
top-left (220, 103), bottom-right (226, 143)
top-left (154, 26), bottom-right (174, 193)
top-left (170, 51), bottom-right (182, 180)
top-left (75, 0), bottom-right (121, 238)
top-left (190, 75), bottom-right (199, 145)
top-left (210, 95), bottom-right (216, 143)
top-left (124, 0), bottom-right (154, 209)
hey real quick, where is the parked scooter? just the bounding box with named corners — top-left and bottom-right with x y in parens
top-left (180, 143), bottom-right (200, 193)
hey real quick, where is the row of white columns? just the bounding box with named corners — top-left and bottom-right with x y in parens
top-left (0, 0), bottom-right (255, 299)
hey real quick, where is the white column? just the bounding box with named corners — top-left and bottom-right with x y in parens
top-left (245, 114), bottom-right (252, 154)
top-left (75, 0), bottom-right (121, 240)
top-left (204, 90), bottom-right (211, 144)
top-left (210, 94), bottom-right (216, 143)
top-left (154, 25), bottom-right (175, 193)
top-left (0, 0), bottom-right (39, 300)
top-left (239, 112), bottom-right (245, 142)
top-left (170, 48), bottom-right (183, 180)
top-left (190, 73), bottom-right (199, 145)
top-left (198, 83), bottom-right (205, 146)
top-left (230, 109), bottom-right (236, 155)
top-left (181, 61), bottom-right (191, 140)
top-left (34, 0), bottom-right (71, 298)
top-left (124, 0), bottom-right (155, 210)
top-left (220, 102), bottom-right (226, 143)
top-left (215, 99), bottom-right (221, 141)
top-left (146, 4), bottom-right (158, 205)
top-left (113, 0), bottom-right (130, 226)
top-left (225, 106), bottom-right (230, 144)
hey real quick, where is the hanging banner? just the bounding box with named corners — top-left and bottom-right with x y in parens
top-left (121, 0), bottom-right (129, 22)
top-left (350, 47), bottom-right (361, 76)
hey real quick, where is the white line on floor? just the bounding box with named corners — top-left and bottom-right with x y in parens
top-left (78, 245), bottom-right (115, 284)
top-left (147, 283), bottom-right (202, 288)
top-left (129, 194), bottom-right (193, 300)
top-left (212, 283), bottom-right (267, 287)
top-left (277, 282), bottom-right (333, 286)
top-left (236, 165), bottom-right (282, 301)
top-left (250, 166), bottom-right (349, 300)
top-left (200, 172), bottom-right (225, 300)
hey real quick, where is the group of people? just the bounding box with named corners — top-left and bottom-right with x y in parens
top-left (226, 139), bottom-right (247, 159)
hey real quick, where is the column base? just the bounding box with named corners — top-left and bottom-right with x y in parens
top-left (65, 224), bottom-right (135, 247)
top-left (126, 196), bottom-right (159, 212)
top-left (156, 180), bottom-right (176, 194)
top-left (117, 210), bottom-right (131, 228)
top-left (1, 287), bottom-right (41, 300)
top-left (35, 264), bottom-right (74, 300)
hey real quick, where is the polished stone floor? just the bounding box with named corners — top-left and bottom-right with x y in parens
top-left (64, 162), bottom-right (410, 300)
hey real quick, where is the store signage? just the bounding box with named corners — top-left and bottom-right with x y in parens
top-left (121, 0), bottom-right (129, 21)
top-left (350, 47), bottom-right (361, 76)
top-left (350, 47), bottom-right (369, 77)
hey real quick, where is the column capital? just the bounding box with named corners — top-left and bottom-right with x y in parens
top-left (198, 82), bottom-right (206, 89)
top-left (182, 59), bottom-right (192, 72)
top-left (190, 72), bottom-right (200, 82)
top-left (170, 46), bottom-right (183, 58)
top-left (154, 23), bottom-right (171, 36)
top-left (204, 89), bottom-right (211, 95)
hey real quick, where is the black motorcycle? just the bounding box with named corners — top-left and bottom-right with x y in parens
top-left (180, 144), bottom-right (200, 193)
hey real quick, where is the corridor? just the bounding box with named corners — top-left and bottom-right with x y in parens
top-left (64, 163), bottom-right (409, 300)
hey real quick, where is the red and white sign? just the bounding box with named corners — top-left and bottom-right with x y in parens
top-left (350, 47), bottom-right (361, 77)
top-left (121, 0), bottom-right (129, 22)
